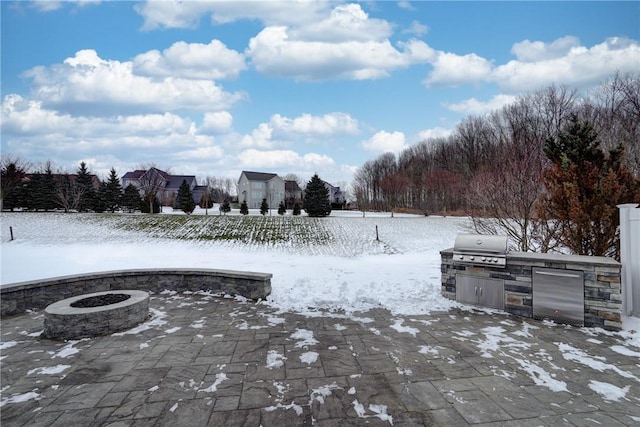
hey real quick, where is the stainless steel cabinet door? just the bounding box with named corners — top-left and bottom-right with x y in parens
top-left (478, 277), bottom-right (505, 309)
top-left (533, 268), bottom-right (584, 325)
top-left (456, 274), bottom-right (480, 305)
top-left (456, 275), bottom-right (505, 309)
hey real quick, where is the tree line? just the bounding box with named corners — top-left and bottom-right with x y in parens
top-left (1, 160), bottom-right (335, 218)
top-left (352, 72), bottom-right (640, 258)
top-left (0, 159), bottom-right (243, 214)
top-left (0, 161), bottom-right (140, 213)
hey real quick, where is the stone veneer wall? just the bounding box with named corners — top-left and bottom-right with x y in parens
top-left (1, 268), bottom-right (272, 318)
top-left (441, 250), bottom-right (622, 331)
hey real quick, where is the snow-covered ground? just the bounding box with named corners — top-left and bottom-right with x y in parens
top-left (1, 210), bottom-right (638, 335)
top-left (0, 210), bottom-right (469, 317)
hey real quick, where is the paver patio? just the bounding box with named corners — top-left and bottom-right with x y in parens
top-left (1, 291), bottom-right (639, 426)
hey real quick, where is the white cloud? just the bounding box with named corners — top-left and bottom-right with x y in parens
top-left (493, 37), bottom-right (640, 92)
top-left (135, 0), bottom-right (330, 30)
top-left (398, 1), bottom-right (415, 11)
top-left (247, 27), bottom-right (433, 81)
top-left (511, 36), bottom-right (581, 62)
top-left (413, 127), bottom-right (453, 142)
top-left (362, 131), bottom-right (407, 154)
top-left (238, 123), bottom-right (274, 149)
top-left (231, 112), bottom-right (360, 149)
top-left (30, 1), bottom-right (65, 12)
top-left (443, 94), bottom-right (518, 116)
top-left (238, 149), bottom-right (334, 169)
top-left (423, 36), bottom-right (640, 92)
top-left (133, 40), bottom-right (246, 80)
top-left (270, 112), bottom-right (359, 136)
top-left (1, 95), bottom-right (195, 136)
top-left (23, 49), bottom-right (246, 115)
top-left (403, 20), bottom-right (428, 36)
top-left (29, 0), bottom-right (100, 12)
top-left (290, 4), bottom-right (392, 42)
top-left (200, 111), bottom-right (234, 134)
top-left (1, 94), bottom-right (224, 172)
top-left (424, 51), bottom-right (493, 86)
top-left (174, 145), bottom-right (224, 161)
top-left (136, 2), bottom-right (433, 82)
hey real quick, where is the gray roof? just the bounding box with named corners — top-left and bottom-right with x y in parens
top-left (242, 171), bottom-right (279, 181)
top-left (166, 175), bottom-right (196, 189)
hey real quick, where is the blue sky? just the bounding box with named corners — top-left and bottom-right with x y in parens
top-left (2, 1), bottom-right (639, 188)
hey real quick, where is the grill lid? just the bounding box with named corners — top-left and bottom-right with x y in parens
top-left (453, 234), bottom-right (508, 254)
top-left (453, 234), bottom-right (508, 268)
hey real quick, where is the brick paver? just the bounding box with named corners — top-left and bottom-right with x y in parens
top-left (1, 292), bottom-right (639, 426)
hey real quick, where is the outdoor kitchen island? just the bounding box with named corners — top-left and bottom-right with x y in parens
top-left (441, 235), bottom-right (623, 331)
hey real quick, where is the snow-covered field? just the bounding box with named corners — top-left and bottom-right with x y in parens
top-left (1, 209), bottom-right (638, 334)
top-left (0, 210), bottom-right (470, 316)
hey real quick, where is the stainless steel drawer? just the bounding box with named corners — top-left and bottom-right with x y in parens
top-left (533, 268), bottom-right (584, 325)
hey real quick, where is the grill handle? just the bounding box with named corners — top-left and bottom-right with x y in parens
top-left (535, 271), bottom-right (582, 279)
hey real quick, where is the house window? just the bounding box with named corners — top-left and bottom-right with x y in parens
top-left (252, 191), bottom-right (263, 199)
top-left (252, 182), bottom-right (265, 189)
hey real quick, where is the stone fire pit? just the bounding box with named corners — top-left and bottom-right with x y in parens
top-left (43, 290), bottom-right (149, 340)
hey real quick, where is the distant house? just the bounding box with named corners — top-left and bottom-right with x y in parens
top-left (285, 180), bottom-right (303, 209)
top-left (238, 171), bottom-right (285, 209)
top-left (323, 180), bottom-right (345, 207)
top-left (121, 167), bottom-right (201, 206)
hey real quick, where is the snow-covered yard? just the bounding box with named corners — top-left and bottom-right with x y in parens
top-left (0, 210), bottom-right (470, 316)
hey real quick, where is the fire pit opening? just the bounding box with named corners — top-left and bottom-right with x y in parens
top-left (43, 290), bottom-right (149, 340)
top-left (70, 293), bottom-right (131, 308)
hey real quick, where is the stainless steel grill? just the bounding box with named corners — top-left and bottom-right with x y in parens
top-left (452, 234), bottom-right (508, 268)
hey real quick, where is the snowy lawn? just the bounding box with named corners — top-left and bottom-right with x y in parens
top-left (1, 210), bottom-right (638, 332)
top-left (0, 210), bottom-right (469, 316)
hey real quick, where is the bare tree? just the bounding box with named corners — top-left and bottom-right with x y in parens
top-left (380, 173), bottom-right (409, 217)
top-left (284, 173), bottom-right (302, 187)
top-left (587, 72), bottom-right (640, 178)
top-left (137, 167), bottom-right (168, 214)
top-left (531, 84), bottom-right (577, 141)
top-left (468, 95), bottom-right (554, 251)
top-left (54, 175), bottom-right (85, 212)
top-left (199, 176), bottom-right (215, 215)
top-left (468, 146), bottom-right (549, 251)
top-left (451, 116), bottom-right (494, 178)
top-left (353, 161), bottom-right (375, 216)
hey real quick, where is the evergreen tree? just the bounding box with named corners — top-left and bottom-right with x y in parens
top-left (93, 182), bottom-right (108, 213)
top-left (176, 179), bottom-right (195, 214)
top-left (122, 184), bottom-right (142, 213)
top-left (27, 162), bottom-right (57, 211)
top-left (76, 161), bottom-right (96, 212)
top-left (240, 200), bottom-right (249, 215)
top-left (538, 115), bottom-right (640, 259)
top-left (101, 168), bottom-right (122, 212)
top-left (278, 200), bottom-right (286, 215)
top-left (220, 198), bottom-right (231, 215)
top-left (1, 161), bottom-right (26, 211)
top-left (303, 173), bottom-right (331, 217)
top-left (292, 201), bottom-right (301, 216)
top-left (260, 198), bottom-right (269, 216)
top-left (3, 181), bottom-right (26, 211)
